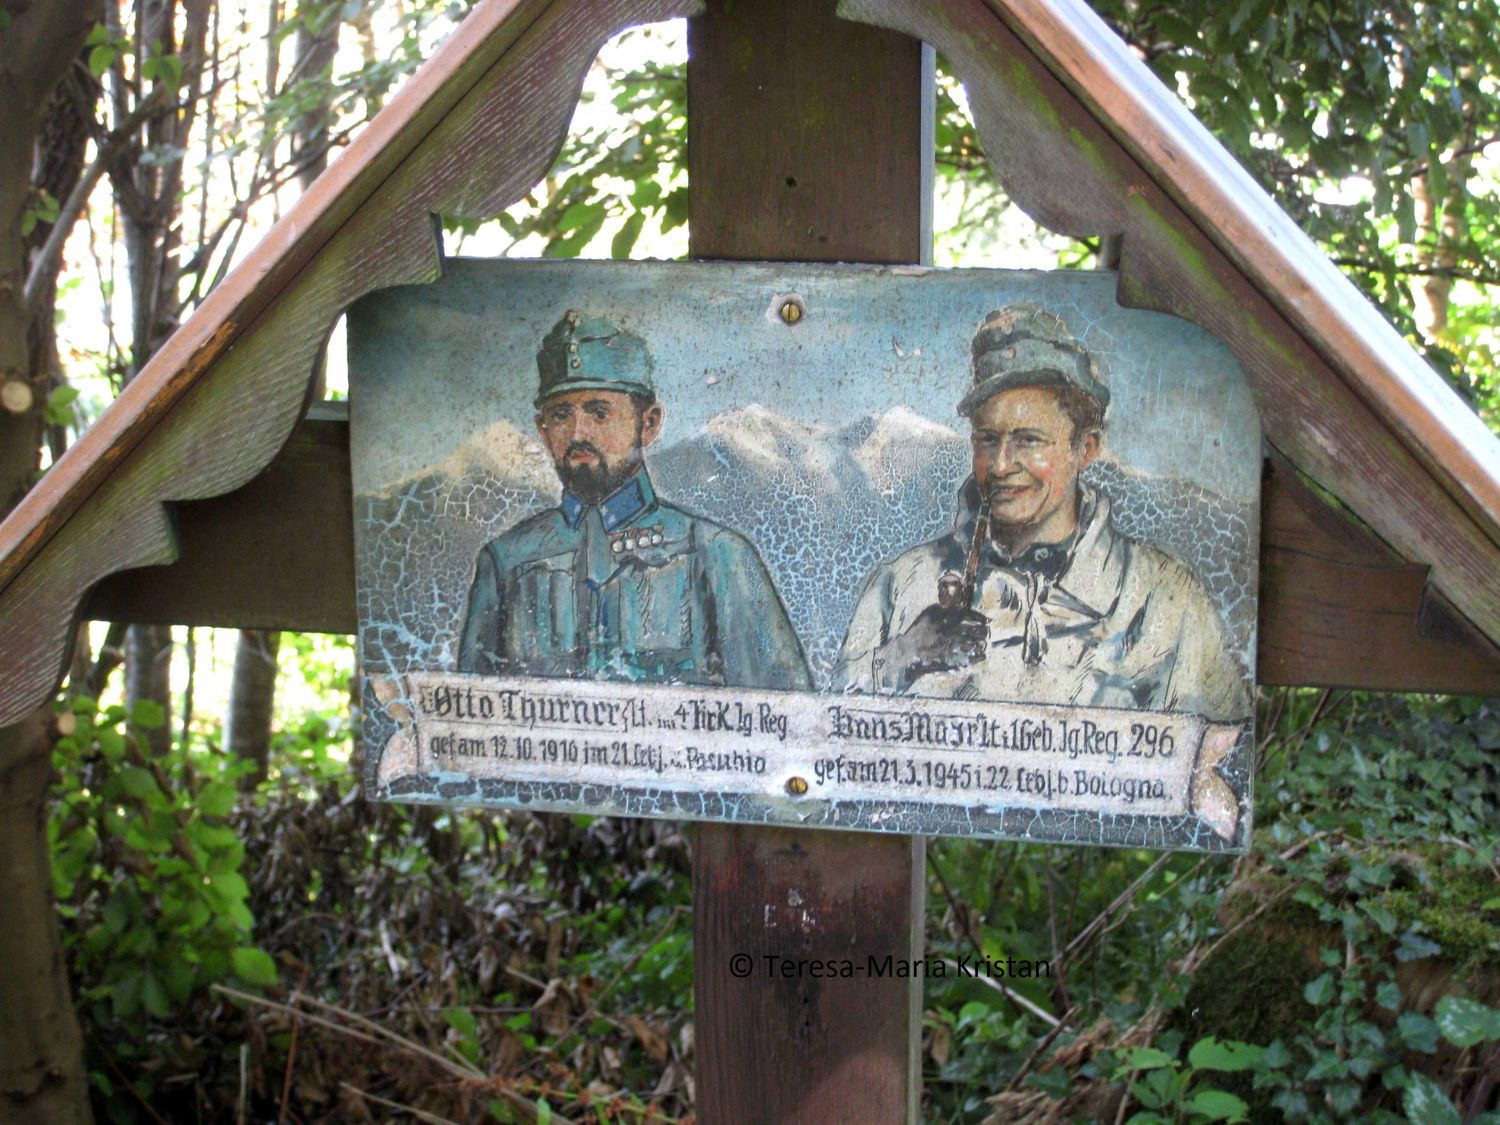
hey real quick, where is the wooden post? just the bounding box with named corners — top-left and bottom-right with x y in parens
top-left (687, 3), bottom-right (933, 1120)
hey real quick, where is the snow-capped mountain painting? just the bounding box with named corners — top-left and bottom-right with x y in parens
top-left (357, 403), bottom-right (1253, 686)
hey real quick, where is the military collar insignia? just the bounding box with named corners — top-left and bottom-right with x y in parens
top-left (559, 468), bottom-right (658, 531)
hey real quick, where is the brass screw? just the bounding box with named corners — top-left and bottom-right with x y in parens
top-left (779, 300), bottom-right (803, 326)
top-left (785, 776), bottom-right (808, 796)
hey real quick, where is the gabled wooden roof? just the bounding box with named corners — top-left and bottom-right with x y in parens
top-left (2, 0), bottom-right (1498, 724)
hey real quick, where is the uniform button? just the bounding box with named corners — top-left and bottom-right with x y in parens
top-left (611, 541), bottom-right (623, 553)
top-left (624, 538), bottom-right (637, 551)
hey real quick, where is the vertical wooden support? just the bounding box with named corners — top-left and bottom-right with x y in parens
top-left (687, 3), bottom-right (933, 1120)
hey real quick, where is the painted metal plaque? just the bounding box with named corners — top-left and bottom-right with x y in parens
top-left (350, 260), bottom-right (1258, 851)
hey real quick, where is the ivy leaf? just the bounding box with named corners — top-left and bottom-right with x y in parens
top-left (230, 947), bottom-right (278, 987)
top-left (1187, 1038), bottom-right (1262, 1072)
top-left (1304, 972), bottom-right (1335, 1005)
top-left (1375, 980), bottom-right (1402, 1010)
top-left (198, 781), bottom-right (236, 818)
top-left (1396, 1011), bottom-right (1439, 1053)
top-left (1402, 1073), bottom-right (1461, 1125)
top-left (1395, 928), bottom-right (1442, 962)
top-left (1434, 996), bottom-right (1500, 1048)
top-left (131, 699), bottom-right (166, 730)
top-left (1185, 1089), bottom-right (1249, 1122)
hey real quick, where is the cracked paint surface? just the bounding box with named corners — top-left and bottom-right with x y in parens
top-left (351, 261), bottom-right (1259, 851)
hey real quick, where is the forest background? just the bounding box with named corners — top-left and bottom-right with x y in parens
top-left (1, 0), bottom-right (1498, 1121)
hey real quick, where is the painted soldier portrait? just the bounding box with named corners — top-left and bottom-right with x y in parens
top-left (352, 261), bottom-right (1258, 846)
top-left (456, 309), bottom-right (811, 691)
top-left (836, 303), bottom-right (1248, 722)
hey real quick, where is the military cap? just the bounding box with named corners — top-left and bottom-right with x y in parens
top-left (957, 302), bottom-right (1110, 417)
top-left (535, 309), bottom-right (655, 406)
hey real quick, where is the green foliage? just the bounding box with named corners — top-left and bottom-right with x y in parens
top-left (1111, 1035), bottom-right (1260, 1123)
top-left (50, 694), bottom-right (274, 1110)
top-left (1088, 0), bottom-right (1500, 419)
top-left (20, 188), bottom-right (59, 237)
top-left (43, 384), bottom-right (80, 427)
top-left (450, 26), bottom-right (688, 260)
top-left (923, 694), bottom-right (1500, 1123)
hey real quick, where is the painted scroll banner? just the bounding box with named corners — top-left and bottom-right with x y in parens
top-left (377, 672), bottom-right (1243, 841)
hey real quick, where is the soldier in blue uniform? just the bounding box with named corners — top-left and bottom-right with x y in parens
top-left (458, 310), bottom-right (811, 691)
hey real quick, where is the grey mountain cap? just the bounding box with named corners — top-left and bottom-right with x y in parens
top-left (957, 302), bottom-right (1110, 417)
top-left (535, 309), bottom-right (655, 406)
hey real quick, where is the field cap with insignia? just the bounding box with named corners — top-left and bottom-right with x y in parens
top-left (958, 302), bottom-right (1110, 417)
top-left (535, 309), bottom-right (655, 406)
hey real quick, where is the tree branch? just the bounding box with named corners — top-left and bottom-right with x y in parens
top-left (23, 85), bottom-right (171, 315)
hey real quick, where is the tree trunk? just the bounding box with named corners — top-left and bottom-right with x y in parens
top-left (124, 623), bottom-right (174, 755)
top-left (1411, 134), bottom-right (1473, 344)
top-left (0, 716), bottom-right (92, 1123)
top-left (0, 3), bottom-right (104, 1117)
top-left (226, 630), bottom-right (281, 788)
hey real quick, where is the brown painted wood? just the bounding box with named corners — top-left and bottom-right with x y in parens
top-left (78, 412), bottom-right (1500, 696)
top-left (839, 0), bottom-right (1500, 658)
top-left (693, 826), bottom-right (925, 1124)
top-left (0, 0), bottom-right (702, 726)
top-left (689, 0), bottom-right (931, 262)
top-left (85, 407), bottom-right (356, 633)
top-left (1257, 452), bottom-right (1500, 694)
top-left (688, 3), bottom-right (929, 1121)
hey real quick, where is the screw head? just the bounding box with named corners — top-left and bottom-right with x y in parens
top-left (779, 300), bottom-right (803, 325)
top-left (785, 775), bottom-right (809, 796)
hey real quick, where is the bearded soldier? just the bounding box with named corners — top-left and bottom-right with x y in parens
top-left (836, 303), bottom-right (1246, 721)
top-left (458, 310), bottom-right (811, 690)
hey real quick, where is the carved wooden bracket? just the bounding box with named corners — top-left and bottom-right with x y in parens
top-left (0, 0), bottom-right (701, 725)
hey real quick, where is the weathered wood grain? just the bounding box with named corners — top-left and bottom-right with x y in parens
top-left (82, 412), bottom-right (1500, 694)
top-left (1258, 454), bottom-right (1500, 694)
top-left (0, 0), bottom-right (702, 726)
top-left (688, 3), bottom-right (928, 1121)
top-left (693, 826), bottom-right (925, 1123)
top-left (84, 408), bottom-right (355, 632)
top-left (839, 0), bottom-right (1500, 662)
top-left (688, 0), bottom-right (932, 262)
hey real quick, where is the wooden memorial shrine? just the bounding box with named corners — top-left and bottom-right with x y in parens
top-left (3, 0), bottom-right (1500, 1120)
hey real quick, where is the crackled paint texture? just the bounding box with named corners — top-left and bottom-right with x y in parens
top-left (350, 260), bottom-right (1260, 850)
